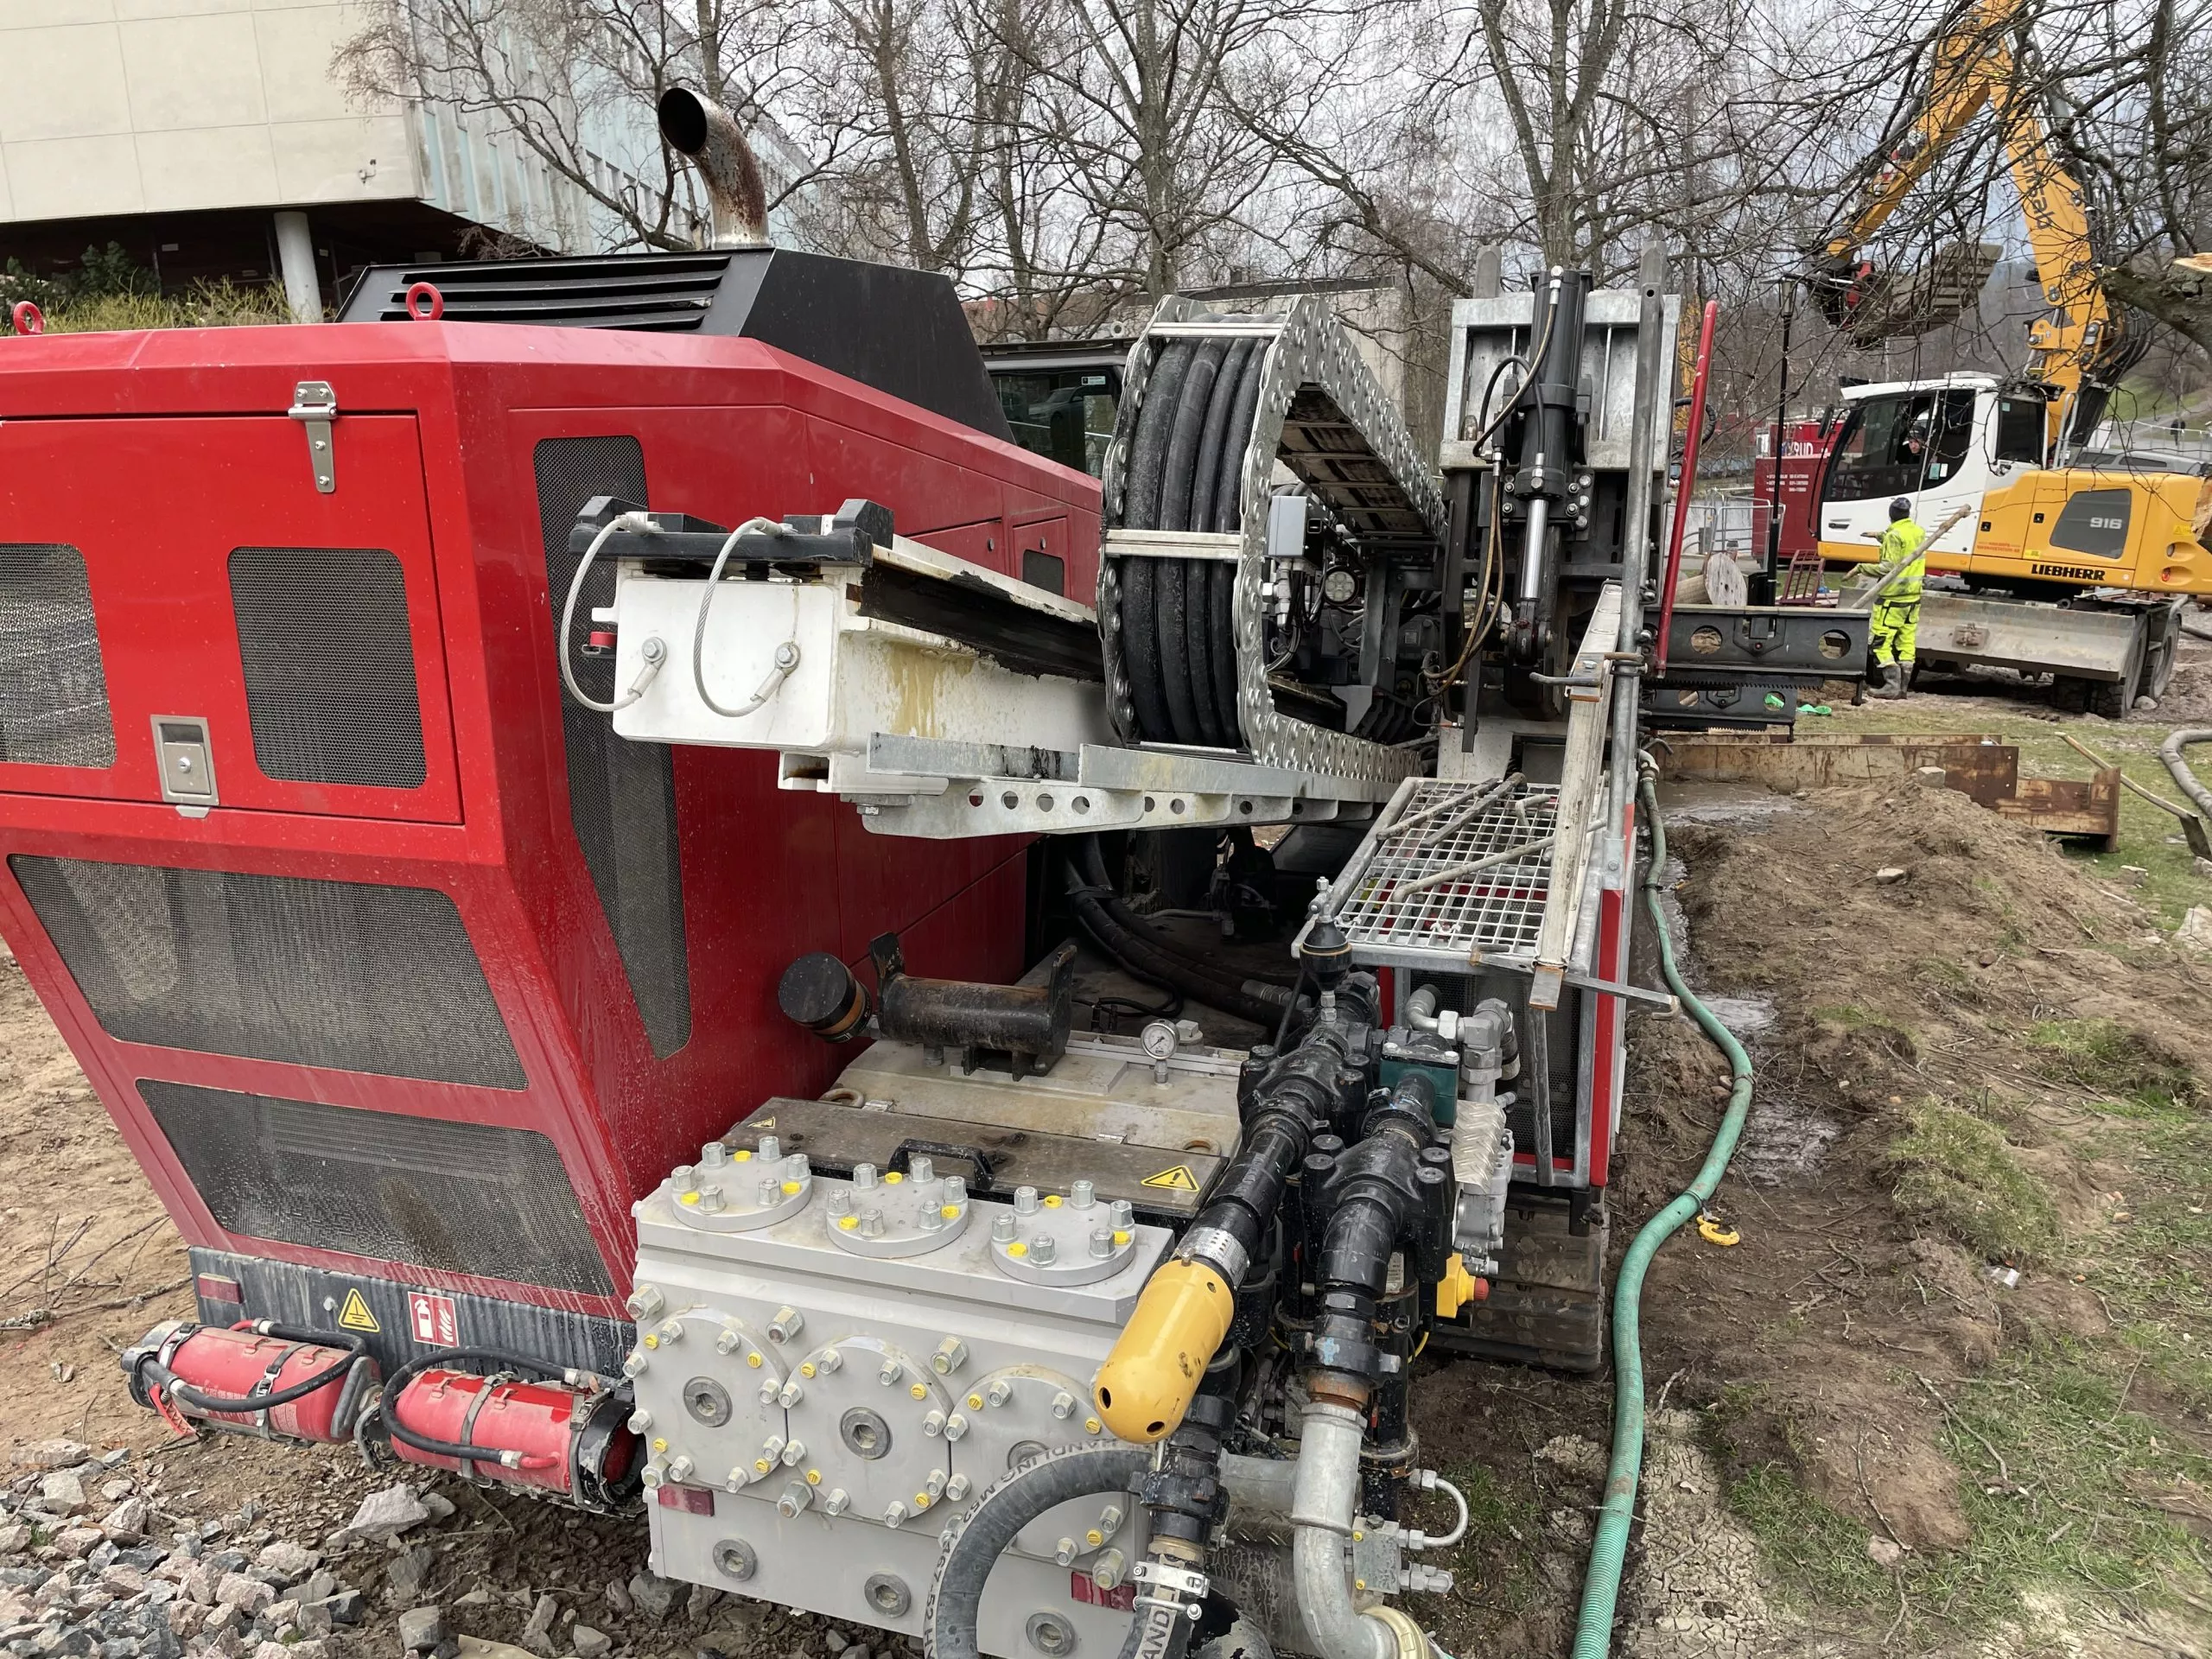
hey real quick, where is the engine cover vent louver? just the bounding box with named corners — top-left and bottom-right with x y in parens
top-left (351, 254), bottom-right (733, 331)
top-left (0, 544), bottom-right (114, 769)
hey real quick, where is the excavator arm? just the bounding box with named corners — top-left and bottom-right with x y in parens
top-left (1809, 0), bottom-right (2126, 443)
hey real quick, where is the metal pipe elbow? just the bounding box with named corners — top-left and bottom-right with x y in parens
top-left (1287, 1403), bottom-right (1425, 1659)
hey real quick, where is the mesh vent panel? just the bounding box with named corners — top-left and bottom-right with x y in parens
top-left (0, 545), bottom-right (114, 768)
top-left (144, 1083), bottom-right (610, 1294)
top-left (230, 548), bottom-right (427, 788)
top-left (12, 858), bottom-right (523, 1088)
top-left (532, 437), bottom-right (692, 1058)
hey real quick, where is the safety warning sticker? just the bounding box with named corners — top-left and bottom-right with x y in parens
top-left (408, 1291), bottom-right (459, 1347)
top-left (337, 1289), bottom-right (381, 1333)
top-left (1140, 1164), bottom-right (1199, 1192)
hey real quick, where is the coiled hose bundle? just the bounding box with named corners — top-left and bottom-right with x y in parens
top-left (1119, 338), bottom-right (1268, 747)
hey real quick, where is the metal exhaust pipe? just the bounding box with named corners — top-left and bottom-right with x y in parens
top-left (657, 88), bottom-right (770, 249)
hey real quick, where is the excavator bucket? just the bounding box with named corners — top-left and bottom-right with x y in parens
top-left (1840, 240), bottom-right (2003, 346)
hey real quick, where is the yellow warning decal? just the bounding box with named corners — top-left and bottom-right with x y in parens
top-left (1140, 1164), bottom-right (1200, 1192)
top-left (337, 1289), bottom-right (381, 1333)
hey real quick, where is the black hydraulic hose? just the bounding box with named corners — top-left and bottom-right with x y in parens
top-left (1122, 343), bottom-right (1194, 740)
top-left (924, 1443), bottom-right (1150, 1659)
top-left (1159, 343), bottom-right (1227, 747)
top-left (1273, 963), bottom-right (1311, 1052)
top-left (1185, 342), bottom-right (1249, 748)
top-left (375, 1345), bottom-right (595, 1469)
top-left (1123, 558), bottom-right (1170, 741)
top-left (1162, 341), bottom-right (1227, 532)
top-left (1190, 340), bottom-right (1253, 534)
top-left (1070, 837), bottom-right (1300, 1006)
top-left (1065, 859), bottom-right (1292, 1028)
top-left (142, 1324), bottom-right (369, 1414)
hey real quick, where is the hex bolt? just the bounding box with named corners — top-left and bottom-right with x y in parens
top-left (756, 1176), bottom-right (781, 1205)
top-left (945, 1474), bottom-right (971, 1502)
top-left (621, 1351), bottom-right (648, 1379)
top-left (759, 1135), bottom-right (783, 1162)
top-left (639, 1461), bottom-right (665, 1491)
top-left (861, 1210), bottom-right (886, 1238)
top-left (767, 1306), bottom-right (804, 1344)
top-left (667, 1455), bottom-right (695, 1483)
top-left (1090, 1228), bottom-right (1116, 1259)
top-left (1071, 1179), bottom-right (1095, 1210)
top-left (785, 1154), bottom-right (810, 1180)
top-left (828, 1188), bottom-right (853, 1217)
top-left (626, 1409), bottom-right (653, 1433)
top-left (715, 1328), bottom-right (743, 1354)
top-left (987, 1378), bottom-right (1014, 1408)
top-left (944, 1176), bottom-right (968, 1205)
top-left (777, 1480), bottom-right (810, 1518)
top-left (1092, 1550), bottom-right (1127, 1592)
top-left (757, 1379), bottom-right (779, 1404)
top-left (919, 1205), bottom-right (943, 1233)
top-left (854, 1162), bottom-right (880, 1190)
top-left (1053, 1537), bottom-right (1078, 1567)
top-left (911, 1156), bottom-right (936, 1183)
top-left (990, 1214), bottom-right (1016, 1243)
top-left (700, 1141), bottom-right (729, 1168)
top-left (778, 1381), bottom-right (804, 1408)
top-left (944, 1413), bottom-right (969, 1442)
top-left (625, 1285), bottom-right (665, 1320)
top-left (1050, 1391), bottom-right (1077, 1420)
top-left (824, 1489), bottom-right (851, 1516)
top-left (656, 1319), bottom-right (683, 1345)
top-left (1110, 1199), bottom-right (1135, 1230)
top-left (818, 1349), bottom-right (842, 1375)
top-left (923, 1471), bottom-right (946, 1500)
top-left (1032, 1236), bottom-right (1058, 1266)
top-left (780, 1439), bottom-right (806, 1465)
top-left (884, 1501), bottom-right (908, 1529)
top-left (932, 1337), bottom-right (968, 1376)
top-left (696, 1186), bottom-right (726, 1213)
top-left (922, 1410), bottom-right (945, 1438)
top-left (1014, 1185), bottom-right (1040, 1215)
top-left (670, 1166), bottom-right (698, 1194)
top-left (880, 1358), bottom-right (904, 1386)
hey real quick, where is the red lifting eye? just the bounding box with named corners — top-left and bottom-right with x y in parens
top-left (404, 282), bottom-right (446, 321)
top-left (583, 630), bottom-right (617, 657)
top-left (10, 301), bottom-right (44, 336)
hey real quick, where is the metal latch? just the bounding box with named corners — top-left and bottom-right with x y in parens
top-left (150, 715), bottom-right (219, 812)
top-left (288, 380), bottom-right (337, 493)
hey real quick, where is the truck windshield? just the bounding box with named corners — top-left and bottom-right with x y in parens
top-left (1826, 392), bottom-right (1937, 501)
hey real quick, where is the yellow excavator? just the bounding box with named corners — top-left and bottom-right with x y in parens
top-left (1803, 0), bottom-right (2211, 712)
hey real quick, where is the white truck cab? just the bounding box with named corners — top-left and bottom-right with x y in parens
top-left (1817, 374), bottom-right (2050, 563)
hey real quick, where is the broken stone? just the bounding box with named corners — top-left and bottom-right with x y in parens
top-left (36, 1475), bottom-right (84, 1517)
top-left (602, 1580), bottom-right (632, 1618)
top-left (398, 1606), bottom-right (448, 1653)
top-left (823, 1632), bottom-right (849, 1654)
top-left (685, 1584), bottom-right (721, 1621)
top-left (254, 1542), bottom-right (315, 1581)
top-left (627, 1573), bottom-right (678, 1620)
top-left (342, 1486), bottom-right (430, 1544)
top-left (53, 1529), bottom-right (102, 1559)
top-left (98, 1566), bottom-right (146, 1598)
top-left (101, 1499), bottom-right (148, 1541)
top-left (214, 1574), bottom-right (271, 1613)
top-left (569, 1627), bottom-right (612, 1659)
top-left (322, 1588), bottom-right (365, 1626)
top-left (1866, 1534), bottom-right (1904, 1568)
top-left (0, 1523), bottom-right (29, 1555)
top-left (387, 1549), bottom-right (431, 1604)
top-left (2177, 905), bottom-right (2212, 955)
top-left (1873, 867), bottom-right (1908, 885)
top-left (420, 1494), bottom-right (456, 1523)
top-left (521, 1593), bottom-right (559, 1654)
top-left (26, 1444), bottom-right (89, 1471)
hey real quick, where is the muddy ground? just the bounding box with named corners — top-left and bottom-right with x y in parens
top-left (1, 647), bottom-right (2209, 1658)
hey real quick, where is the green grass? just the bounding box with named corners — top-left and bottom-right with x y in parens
top-left (2025, 1017), bottom-right (2200, 1109)
top-left (1429, 1459), bottom-right (1543, 1614)
top-left (29, 281), bottom-right (291, 334)
top-left (1887, 1098), bottom-right (2059, 1264)
top-left (1724, 1461), bottom-right (1893, 1611)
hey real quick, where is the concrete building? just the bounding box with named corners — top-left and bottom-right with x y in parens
top-left (0, 0), bottom-right (678, 315)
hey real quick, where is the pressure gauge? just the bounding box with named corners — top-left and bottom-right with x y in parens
top-left (1139, 1020), bottom-right (1179, 1062)
top-left (1321, 566), bottom-right (1359, 605)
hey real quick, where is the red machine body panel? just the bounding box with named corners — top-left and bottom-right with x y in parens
top-left (0, 321), bottom-right (1100, 1330)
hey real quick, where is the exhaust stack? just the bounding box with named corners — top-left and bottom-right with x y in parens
top-left (658, 88), bottom-right (770, 249)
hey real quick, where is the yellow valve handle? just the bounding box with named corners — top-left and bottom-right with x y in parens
top-left (1433, 1252), bottom-right (1483, 1320)
top-left (1091, 1259), bottom-right (1234, 1443)
top-left (1696, 1211), bottom-right (1740, 1247)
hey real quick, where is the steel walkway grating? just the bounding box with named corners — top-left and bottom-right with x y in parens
top-left (1333, 779), bottom-right (1560, 962)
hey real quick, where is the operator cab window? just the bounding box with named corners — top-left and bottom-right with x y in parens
top-left (992, 368), bottom-right (1122, 478)
top-left (1923, 390), bottom-right (1974, 483)
top-left (1992, 393), bottom-right (2047, 465)
top-left (1826, 391), bottom-right (1938, 501)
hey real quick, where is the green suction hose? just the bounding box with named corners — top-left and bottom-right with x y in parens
top-left (1570, 764), bottom-right (1755, 1658)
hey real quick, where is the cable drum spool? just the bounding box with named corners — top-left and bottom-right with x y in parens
top-left (1097, 296), bottom-right (1447, 789)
